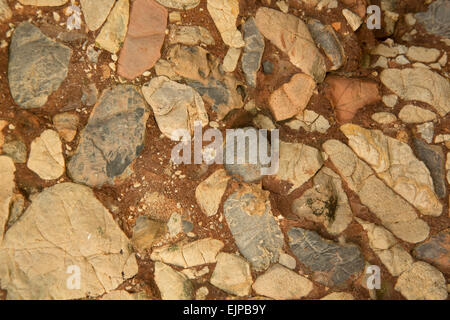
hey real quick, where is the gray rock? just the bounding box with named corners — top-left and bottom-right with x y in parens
top-left (415, 0), bottom-right (450, 38)
top-left (8, 22), bottom-right (72, 109)
top-left (242, 17), bottom-right (265, 88)
top-left (68, 85), bottom-right (149, 187)
top-left (81, 83), bottom-right (98, 106)
top-left (288, 227), bottom-right (365, 287)
top-left (2, 140), bottom-right (27, 164)
top-left (413, 229), bottom-right (449, 274)
top-left (262, 61), bottom-right (273, 74)
top-left (224, 184), bottom-right (284, 271)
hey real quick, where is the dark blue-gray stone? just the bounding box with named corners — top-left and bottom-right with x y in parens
top-left (242, 17), bottom-right (265, 87)
top-left (415, 0), bottom-right (450, 38)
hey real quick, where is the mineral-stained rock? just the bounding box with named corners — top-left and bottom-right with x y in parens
top-left (340, 124), bottom-right (443, 216)
top-left (53, 112), bottom-right (79, 142)
top-left (154, 262), bottom-right (193, 300)
top-left (207, 0), bottom-right (244, 48)
top-left (95, 0), bottom-right (129, 53)
top-left (288, 227), bottom-right (365, 287)
top-left (80, 0), bottom-right (115, 31)
top-left (242, 17), bottom-right (265, 87)
top-left (252, 264), bottom-right (313, 299)
top-left (132, 216), bottom-right (165, 252)
top-left (8, 22), bottom-right (72, 109)
top-left (117, 0), bottom-right (167, 79)
top-left (0, 183), bottom-right (138, 300)
top-left (223, 184), bottom-right (284, 271)
top-left (2, 140), bottom-right (27, 164)
top-left (0, 0), bottom-right (12, 22)
top-left (415, 0), bottom-right (450, 38)
top-left (196, 169), bottom-right (230, 217)
top-left (413, 229), bottom-right (449, 274)
top-left (210, 253), bottom-right (253, 297)
top-left (168, 25), bottom-right (215, 46)
top-left (255, 7), bottom-right (326, 82)
top-left (322, 139), bottom-right (430, 243)
top-left (142, 76), bottom-right (208, 140)
top-left (398, 105), bottom-right (437, 124)
top-left (0, 156), bottom-right (15, 244)
top-left (156, 0), bottom-right (200, 10)
top-left (380, 68), bottom-right (450, 117)
top-left (395, 261), bottom-right (447, 300)
top-left (68, 85), bottom-right (149, 188)
top-left (324, 76), bottom-right (380, 123)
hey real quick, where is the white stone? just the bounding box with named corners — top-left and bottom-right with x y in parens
top-left (222, 47), bottom-right (241, 73)
top-left (196, 169), bottom-right (230, 217)
top-left (207, 0), bottom-right (244, 48)
top-left (342, 9), bottom-right (362, 31)
top-left (406, 46), bottom-right (441, 63)
top-left (371, 112), bottom-right (397, 124)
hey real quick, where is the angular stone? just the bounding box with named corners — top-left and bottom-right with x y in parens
top-left (53, 112), bottom-right (79, 142)
top-left (252, 264), bottom-right (313, 300)
top-left (68, 85), bottom-right (149, 187)
top-left (81, 83), bottom-right (98, 107)
top-left (117, 0), bottom-right (167, 79)
top-left (222, 47), bottom-right (241, 73)
top-left (156, 0), bottom-right (199, 9)
top-left (0, 0), bottom-right (12, 22)
top-left (413, 229), bottom-right (449, 274)
top-left (95, 0), bottom-right (129, 53)
top-left (142, 76), bottom-right (208, 140)
top-left (415, 0), bottom-right (450, 38)
top-left (371, 112), bottom-right (397, 124)
top-left (207, 0), bottom-right (244, 48)
top-left (223, 184), bottom-right (284, 271)
top-left (154, 262), bottom-right (193, 300)
top-left (168, 25), bottom-right (215, 46)
top-left (255, 7), bottom-right (326, 82)
top-left (269, 73), bottom-right (316, 121)
top-left (196, 169), bottom-right (230, 217)
top-left (0, 156), bottom-right (15, 244)
top-left (342, 8), bottom-right (362, 31)
top-left (341, 124), bottom-right (443, 216)
top-left (27, 130), bottom-right (65, 180)
top-left (323, 139), bottom-right (430, 243)
top-left (80, 0), bottom-right (115, 31)
top-left (398, 105), bottom-right (437, 124)
top-left (9, 22), bottom-right (72, 109)
top-left (406, 46), bottom-right (441, 63)
top-left (2, 140), bottom-right (27, 164)
top-left (0, 183), bottom-right (138, 300)
top-left (132, 216), bottom-right (165, 252)
top-left (288, 227), bottom-right (365, 287)
top-left (242, 17), bottom-right (265, 87)
top-left (210, 253), bottom-right (253, 297)
top-left (286, 110), bottom-right (330, 133)
top-left (380, 68), bottom-right (450, 117)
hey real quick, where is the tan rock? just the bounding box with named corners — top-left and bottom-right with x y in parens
top-left (132, 216), bottom-right (165, 252)
top-left (53, 112), bottom-right (79, 142)
top-left (342, 8), bottom-right (362, 31)
top-left (0, 156), bottom-right (15, 244)
top-left (154, 262), bottom-right (193, 300)
top-left (371, 112), bottom-right (397, 124)
top-left (398, 105), bottom-right (437, 124)
top-left (0, 0), bottom-right (12, 22)
top-left (195, 169), bottom-right (230, 217)
top-left (18, 0), bottom-right (67, 5)
top-left (210, 253), bottom-right (253, 296)
top-left (80, 0), bottom-right (115, 31)
top-left (168, 25), bottom-right (215, 46)
top-left (207, 0), bottom-right (244, 48)
top-left (321, 292), bottom-right (354, 300)
top-left (95, 0), bottom-right (129, 53)
top-left (406, 46), bottom-right (441, 63)
top-left (222, 47), bottom-right (241, 73)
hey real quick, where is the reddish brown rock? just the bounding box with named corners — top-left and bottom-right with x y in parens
top-left (413, 229), bottom-right (449, 274)
top-left (324, 76), bottom-right (380, 123)
top-left (117, 0), bottom-right (168, 80)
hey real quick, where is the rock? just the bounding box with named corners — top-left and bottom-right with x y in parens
top-left (371, 43), bottom-right (399, 58)
top-left (8, 22), bottom-right (72, 109)
top-left (371, 112), bottom-right (397, 124)
top-left (196, 169), bottom-right (230, 217)
top-left (7, 194), bottom-right (25, 228)
top-left (81, 83), bottom-right (98, 106)
top-left (286, 110), bottom-right (330, 133)
top-left (0, 120), bottom-right (6, 150)
top-left (222, 47), bottom-right (241, 73)
top-left (321, 292), bottom-right (354, 300)
top-left (415, 0), bottom-right (450, 38)
top-left (68, 85), bottom-right (149, 188)
top-left (151, 238), bottom-right (224, 268)
top-left (0, 156), bottom-right (15, 244)
top-left (380, 68), bottom-right (450, 117)
top-left (242, 17), bottom-right (265, 87)
top-left (262, 61), bottom-right (273, 74)
top-left (324, 76), bottom-right (380, 123)
top-left (53, 112), bottom-right (79, 142)
top-left (169, 11), bottom-right (181, 23)
top-left (95, 0), bottom-right (129, 53)
top-left (416, 122), bottom-right (434, 144)
top-left (275, 141), bottom-right (323, 193)
top-left (117, 0), bottom-right (167, 79)
top-left (406, 46), bottom-right (441, 63)
top-left (288, 227), bottom-right (364, 287)
top-left (382, 95), bottom-right (398, 108)
top-left (253, 114), bottom-right (276, 130)
top-left (395, 262), bottom-right (447, 300)
top-left (322, 139), bottom-right (430, 243)
top-left (307, 19), bottom-right (346, 71)
top-left (132, 216), bottom-right (165, 252)
top-left (167, 212), bottom-right (183, 237)
top-left (0, 0), bottom-right (12, 22)
top-left (413, 229), bottom-right (449, 274)
top-left (207, 0), bottom-right (244, 48)
top-left (292, 167), bottom-right (353, 235)
top-left (100, 290), bottom-right (144, 300)
top-left (142, 76), bottom-right (208, 140)
top-left (154, 262), bottom-right (193, 300)
top-left (18, 0), bottom-right (68, 5)
top-left (269, 73), bottom-right (316, 121)
top-left (223, 184), bottom-right (284, 271)
top-left (210, 253), bottom-right (253, 296)
top-left (2, 140), bottom-right (27, 164)
top-left (195, 286), bottom-right (209, 300)
top-left (0, 183), bottom-right (138, 300)
top-left (27, 130), bottom-right (65, 180)
top-left (398, 105), bottom-right (437, 124)
top-left (340, 124), bottom-right (443, 216)
top-left (342, 8), bottom-right (362, 31)
top-left (252, 264), bottom-right (313, 299)
top-left (168, 25), bottom-right (215, 46)
top-left (154, 59), bottom-right (182, 81)
top-left (255, 7), bottom-right (326, 82)
top-left (156, 0), bottom-right (199, 9)
top-left (80, 0), bottom-right (115, 31)
top-left (278, 253), bottom-right (296, 270)
top-left (412, 139), bottom-right (446, 199)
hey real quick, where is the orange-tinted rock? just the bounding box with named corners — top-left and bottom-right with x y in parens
top-left (324, 76), bottom-right (380, 123)
top-left (117, 0), bottom-right (167, 80)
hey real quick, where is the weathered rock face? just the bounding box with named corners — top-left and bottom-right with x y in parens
top-left (196, 169), bottom-right (230, 217)
top-left (415, 0), bottom-right (450, 38)
top-left (168, 25), bottom-right (215, 46)
top-left (341, 124), bottom-right (442, 216)
top-left (0, 183), bottom-right (138, 300)
top-left (223, 184), bottom-right (284, 271)
top-left (156, 0), bottom-right (200, 10)
top-left (8, 22), bottom-right (72, 109)
top-left (132, 216), bottom-right (165, 252)
top-left (68, 85), bottom-right (149, 188)
top-left (117, 0), bottom-right (167, 79)
top-left (154, 262), bottom-right (193, 300)
top-left (142, 76), bottom-right (208, 140)
top-left (323, 139), bottom-right (429, 243)
top-left (95, 0), bottom-right (129, 53)
top-left (288, 227), bottom-right (365, 288)
top-left (252, 264), bottom-right (313, 299)
top-left (255, 7), bottom-right (326, 82)
top-left (413, 229), bottom-right (449, 274)
top-left (207, 0), bottom-right (244, 48)
top-left (380, 68), bottom-right (450, 117)
top-left (80, 0), bottom-right (116, 31)
top-left (242, 17), bottom-right (265, 88)
top-left (0, 156), bottom-right (15, 244)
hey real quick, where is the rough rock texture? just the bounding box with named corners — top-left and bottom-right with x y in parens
top-left (53, 112), bottom-right (79, 142)
top-left (68, 85), bottom-right (149, 187)
top-left (286, 110), bottom-right (331, 133)
top-left (95, 0), bottom-right (129, 53)
top-left (398, 105), bottom-right (437, 124)
top-left (117, 0), bottom-right (167, 79)
top-left (223, 184), bottom-right (284, 271)
top-left (168, 25), bottom-right (215, 46)
top-left (242, 17), bottom-right (265, 87)
top-left (207, 0), bottom-right (244, 48)
top-left (80, 0), bottom-right (115, 31)
top-left (156, 0), bottom-right (200, 10)
top-left (132, 216), bottom-right (165, 252)
top-left (0, 0), bottom-right (12, 22)
top-left (0, 183), bottom-right (138, 300)
top-left (413, 229), bottom-right (449, 274)
top-left (288, 227), bottom-right (365, 287)
top-left (415, 0), bottom-right (450, 38)
top-left (8, 22), bottom-right (72, 109)
top-left (0, 156), bottom-right (15, 244)
top-left (195, 169), bottom-right (230, 217)
top-left (255, 7), bottom-right (326, 82)
top-left (210, 253), bottom-right (253, 296)
top-left (323, 139), bottom-right (429, 243)
top-left (341, 124), bottom-right (442, 216)
top-left (154, 262), bottom-right (193, 300)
